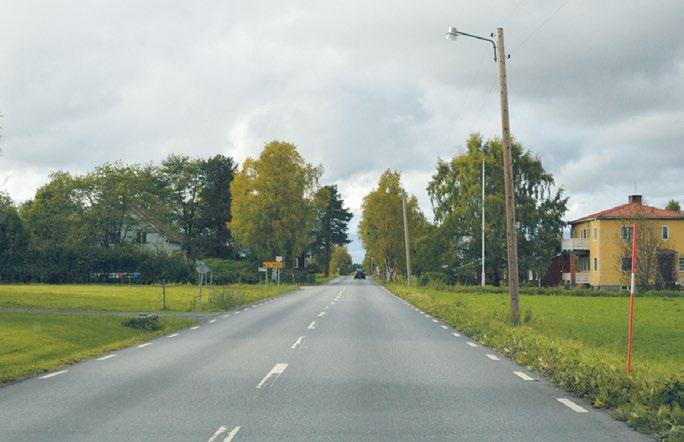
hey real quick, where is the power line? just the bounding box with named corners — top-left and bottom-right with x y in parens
top-left (512, 0), bottom-right (570, 51)
top-left (501, 0), bottom-right (527, 26)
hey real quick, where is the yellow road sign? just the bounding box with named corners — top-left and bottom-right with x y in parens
top-left (263, 261), bottom-right (284, 269)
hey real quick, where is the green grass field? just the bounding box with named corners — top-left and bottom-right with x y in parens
top-left (0, 283), bottom-right (296, 312)
top-left (388, 284), bottom-right (683, 438)
top-left (399, 288), bottom-right (682, 374)
top-left (0, 312), bottom-right (195, 385)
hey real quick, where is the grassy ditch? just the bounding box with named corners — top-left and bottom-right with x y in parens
top-left (386, 283), bottom-right (683, 440)
top-left (0, 283), bottom-right (296, 312)
top-left (0, 312), bottom-right (195, 385)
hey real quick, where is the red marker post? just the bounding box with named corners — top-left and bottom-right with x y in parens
top-left (626, 223), bottom-right (637, 373)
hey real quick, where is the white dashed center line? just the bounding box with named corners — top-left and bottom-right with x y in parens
top-left (256, 363), bottom-right (288, 389)
top-left (138, 343), bottom-right (152, 348)
top-left (167, 333), bottom-right (179, 338)
top-left (39, 370), bottom-right (68, 379)
top-left (466, 342), bottom-right (478, 348)
top-left (557, 398), bottom-right (588, 413)
top-left (291, 336), bottom-right (305, 349)
top-left (191, 326), bottom-right (200, 330)
top-left (207, 425), bottom-right (241, 442)
top-left (485, 354), bottom-right (500, 361)
top-left (514, 371), bottom-right (534, 381)
top-left (318, 311), bottom-right (327, 317)
top-left (308, 321), bottom-right (317, 330)
top-left (97, 354), bottom-right (117, 361)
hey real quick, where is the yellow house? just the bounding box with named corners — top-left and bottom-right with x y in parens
top-left (562, 195), bottom-right (684, 290)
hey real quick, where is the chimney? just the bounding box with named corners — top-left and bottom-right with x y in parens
top-left (628, 195), bottom-right (642, 204)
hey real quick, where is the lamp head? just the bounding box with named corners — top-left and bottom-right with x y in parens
top-left (446, 26), bottom-right (458, 41)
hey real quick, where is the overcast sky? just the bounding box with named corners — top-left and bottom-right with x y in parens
top-left (1, 0), bottom-right (682, 262)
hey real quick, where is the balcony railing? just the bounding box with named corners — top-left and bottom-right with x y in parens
top-left (562, 272), bottom-right (590, 284)
top-left (562, 238), bottom-right (590, 251)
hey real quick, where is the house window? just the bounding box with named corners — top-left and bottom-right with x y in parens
top-left (578, 256), bottom-right (590, 272)
top-left (135, 231), bottom-right (148, 244)
top-left (662, 225), bottom-right (669, 240)
top-left (679, 257), bottom-right (684, 272)
top-left (593, 258), bottom-right (598, 271)
top-left (593, 227), bottom-right (598, 240)
top-left (581, 228), bottom-right (589, 239)
top-left (621, 257), bottom-right (631, 272)
top-left (620, 226), bottom-right (633, 240)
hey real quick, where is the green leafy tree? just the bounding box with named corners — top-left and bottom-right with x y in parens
top-left (0, 193), bottom-right (29, 281)
top-left (359, 170), bottom-right (427, 281)
top-left (311, 185), bottom-right (353, 275)
top-left (157, 155), bottom-right (205, 258)
top-left (665, 199), bottom-right (681, 212)
top-left (78, 162), bottom-right (159, 248)
top-left (329, 245), bottom-right (353, 275)
top-left (230, 141), bottom-right (320, 275)
top-left (427, 133), bottom-right (568, 285)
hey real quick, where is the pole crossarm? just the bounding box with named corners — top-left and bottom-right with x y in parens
top-left (446, 29), bottom-right (497, 61)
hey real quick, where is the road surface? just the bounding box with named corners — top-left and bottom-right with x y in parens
top-left (0, 278), bottom-right (648, 441)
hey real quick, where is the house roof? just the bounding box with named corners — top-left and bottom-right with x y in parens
top-left (133, 207), bottom-right (183, 244)
top-left (571, 202), bottom-right (684, 224)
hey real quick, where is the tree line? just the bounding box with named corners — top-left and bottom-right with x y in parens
top-left (0, 141), bottom-right (353, 283)
top-left (360, 133), bottom-right (569, 286)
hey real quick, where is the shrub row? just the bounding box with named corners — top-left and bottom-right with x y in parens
top-left (387, 284), bottom-right (683, 440)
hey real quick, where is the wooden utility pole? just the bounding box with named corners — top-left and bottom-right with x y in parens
top-left (401, 193), bottom-right (412, 287)
top-left (495, 28), bottom-right (520, 325)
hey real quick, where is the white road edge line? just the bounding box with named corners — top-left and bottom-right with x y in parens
top-left (138, 343), bottom-right (152, 348)
top-left (256, 363), bottom-right (288, 389)
top-left (514, 371), bottom-right (534, 381)
top-left (432, 319), bottom-right (439, 323)
top-left (224, 426), bottom-right (241, 442)
top-left (97, 354), bottom-right (117, 361)
top-left (291, 336), bottom-right (305, 349)
top-left (466, 342), bottom-right (478, 347)
top-left (452, 332), bottom-right (461, 337)
top-left (308, 321), bottom-right (316, 330)
top-left (222, 314), bottom-right (230, 318)
top-left (557, 398), bottom-right (588, 413)
top-left (209, 319), bottom-right (216, 324)
top-left (191, 326), bottom-right (200, 330)
top-left (167, 333), bottom-right (179, 338)
top-left (440, 325), bottom-right (448, 329)
top-left (39, 370), bottom-right (68, 379)
top-left (485, 354), bottom-right (500, 361)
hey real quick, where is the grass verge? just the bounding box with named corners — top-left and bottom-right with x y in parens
top-left (0, 283), bottom-right (296, 312)
top-left (0, 312), bottom-right (196, 385)
top-left (385, 283), bottom-right (683, 441)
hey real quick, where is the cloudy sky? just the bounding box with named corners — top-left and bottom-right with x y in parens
top-left (1, 0), bottom-right (682, 261)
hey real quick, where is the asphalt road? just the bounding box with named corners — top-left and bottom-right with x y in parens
top-left (0, 278), bottom-right (648, 441)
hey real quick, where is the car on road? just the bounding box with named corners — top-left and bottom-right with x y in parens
top-left (353, 270), bottom-right (366, 279)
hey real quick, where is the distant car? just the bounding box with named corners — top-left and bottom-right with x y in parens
top-left (354, 270), bottom-right (366, 279)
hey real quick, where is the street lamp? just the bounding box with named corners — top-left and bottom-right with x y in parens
top-left (446, 26), bottom-right (521, 325)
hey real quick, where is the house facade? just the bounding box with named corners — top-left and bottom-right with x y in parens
top-left (561, 195), bottom-right (684, 290)
top-left (125, 208), bottom-right (184, 255)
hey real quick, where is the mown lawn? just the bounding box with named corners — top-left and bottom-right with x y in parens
top-left (388, 284), bottom-right (683, 439)
top-left (0, 283), bottom-right (296, 312)
top-left (0, 312), bottom-right (195, 385)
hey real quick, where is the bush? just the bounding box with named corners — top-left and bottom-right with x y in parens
top-left (202, 258), bottom-right (260, 284)
top-left (122, 314), bottom-right (162, 330)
